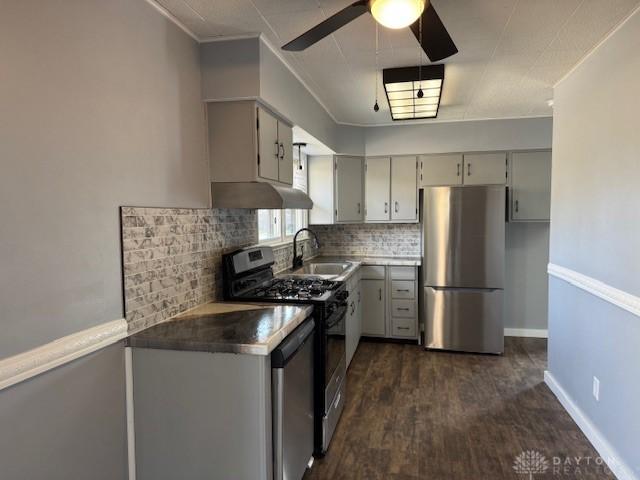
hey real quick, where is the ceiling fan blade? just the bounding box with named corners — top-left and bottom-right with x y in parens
top-left (410, 2), bottom-right (458, 62)
top-left (282, 0), bottom-right (369, 51)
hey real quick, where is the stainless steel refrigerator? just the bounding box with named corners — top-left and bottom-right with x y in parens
top-left (423, 185), bottom-right (505, 354)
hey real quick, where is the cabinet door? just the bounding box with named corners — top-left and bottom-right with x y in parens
top-left (257, 108), bottom-right (279, 182)
top-left (365, 157), bottom-right (390, 221)
top-left (355, 284), bottom-right (362, 345)
top-left (361, 280), bottom-right (386, 336)
top-left (419, 154), bottom-right (463, 186)
top-left (277, 121), bottom-right (293, 185)
top-left (308, 156), bottom-right (334, 225)
top-left (391, 156), bottom-right (418, 221)
top-left (345, 298), bottom-right (357, 367)
top-left (335, 156), bottom-right (364, 223)
top-left (463, 153), bottom-right (506, 185)
top-left (510, 151), bottom-right (552, 221)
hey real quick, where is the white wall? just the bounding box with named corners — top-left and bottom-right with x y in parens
top-left (548, 7), bottom-right (640, 477)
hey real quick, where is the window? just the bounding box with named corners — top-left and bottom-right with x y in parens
top-left (257, 149), bottom-right (308, 243)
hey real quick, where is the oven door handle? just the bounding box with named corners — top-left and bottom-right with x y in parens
top-left (326, 304), bottom-right (347, 329)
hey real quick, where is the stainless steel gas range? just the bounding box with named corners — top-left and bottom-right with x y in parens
top-left (222, 246), bottom-right (348, 456)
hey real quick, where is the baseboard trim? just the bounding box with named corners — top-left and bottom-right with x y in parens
top-left (544, 371), bottom-right (638, 480)
top-left (548, 263), bottom-right (640, 318)
top-left (504, 328), bottom-right (548, 338)
top-left (0, 319), bottom-right (128, 391)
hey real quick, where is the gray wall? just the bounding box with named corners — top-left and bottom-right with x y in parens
top-left (0, 343), bottom-right (128, 480)
top-left (0, 0), bottom-right (209, 477)
top-left (548, 7), bottom-right (640, 475)
top-left (0, 0), bottom-right (209, 358)
top-left (364, 117), bottom-right (552, 156)
top-left (201, 37), bottom-right (261, 101)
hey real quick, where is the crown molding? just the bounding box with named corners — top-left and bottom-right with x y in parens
top-left (143, 0), bottom-right (199, 41)
top-left (0, 319), bottom-right (128, 391)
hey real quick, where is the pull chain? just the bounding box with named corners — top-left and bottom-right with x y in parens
top-left (373, 22), bottom-right (379, 112)
top-left (417, 15), bottom-right (424, 99)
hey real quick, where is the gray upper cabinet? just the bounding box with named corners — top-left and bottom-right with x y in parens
top-left (257, 107), bottom-right (279, 182)
top-left (308, 155), bottom-right (364, 225)
top-left (510, 151), bottom-right (552, 221)
top-left (463, 153), bottom-right (507, 185)
top-left (419, 154), bottom-right (463, 186)
top-left (391, 156), bottom-right (418, 221)
top-left (365, 156), bottom-right (418, 223)
top-left (365, 156), bottom-right (391, 221)
top-left (336, 156), bottom-right (364, 223)
top-left (207, 101), bottom-right (294, 186)
top-left (277, 119), bottom-right (293, 185)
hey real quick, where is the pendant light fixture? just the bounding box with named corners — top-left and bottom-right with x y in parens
top-left (373, 22), bottom-right (380, 112)
top-left (417, 14), bottom-right (424, 99)
top-left (293, 142), bottom-right (307, 170)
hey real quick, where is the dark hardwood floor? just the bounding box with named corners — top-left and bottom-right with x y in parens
top-left (305, 338), bottom-right (613, 480)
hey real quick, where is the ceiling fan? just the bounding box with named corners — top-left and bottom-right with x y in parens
top-left (282, 0), bottom-right (458, 62)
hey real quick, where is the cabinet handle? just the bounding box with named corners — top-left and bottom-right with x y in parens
top-left (357, 202), bottom-right (361, 214)
top-left (397, 307), bottom-right (410, 311)
top-left (274, 141), bottom-right (279, 157)
top-left (395, 201), bottom-right (399, 213)
top-left (379, 288), bottom-right (382, 301)
top-left (467, 163), bottom-right (471, 176)
top-left (384, 202), bottom-right (388, 213)
top-left (279, 143), bottom-right (285, 160)
top-left (457, 163), bottom-right (461, 176)
top-left (396, 289), bottom-right (411, 292)
top-left (515, 199), bottom-right (520, 213)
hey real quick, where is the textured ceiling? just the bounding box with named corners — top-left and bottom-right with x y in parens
top-left (156, 0), bottom-right (640, 125)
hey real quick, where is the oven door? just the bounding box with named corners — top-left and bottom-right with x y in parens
top-left (324, 302), bottom-right (346, 410)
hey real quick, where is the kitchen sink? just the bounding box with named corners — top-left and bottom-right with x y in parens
top-left (294, 262), bottom-right (351, 276)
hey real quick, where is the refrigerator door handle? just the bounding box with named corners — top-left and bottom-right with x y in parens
top-left (429, 287), bottom-right (502, 293)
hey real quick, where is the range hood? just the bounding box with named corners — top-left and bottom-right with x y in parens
top-left (211, 182), bottom-right (313, 210)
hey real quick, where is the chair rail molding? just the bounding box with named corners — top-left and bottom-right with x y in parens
top-left (548, 263), bottom-right (640, 318)
top-left (0, 319), bottom-right (128, 391)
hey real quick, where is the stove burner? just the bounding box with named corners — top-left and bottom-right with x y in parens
top-left (248, 277), bottom-right (338, 299)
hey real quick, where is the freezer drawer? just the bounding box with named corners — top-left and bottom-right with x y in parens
top-left (425, 287), bottom-right (504, 354)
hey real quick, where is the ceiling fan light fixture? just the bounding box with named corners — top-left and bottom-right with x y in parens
top-left (369, 0), bottom-right (426, 29)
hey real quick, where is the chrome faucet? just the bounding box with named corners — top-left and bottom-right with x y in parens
top-left (292, 228), bottom-right (320, 271)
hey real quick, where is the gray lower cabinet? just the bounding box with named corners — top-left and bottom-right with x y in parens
top-left (510, 151), bottom-right (552, 221)
top-left (132, 347), bottom-right (274, 480)
top-left (345, 272), bottom-right (362, 368)
top-left (361, 279), bottom-right (386, 336)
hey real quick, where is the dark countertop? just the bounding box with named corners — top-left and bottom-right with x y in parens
top-left (126, 302), bottom-right (314, 356)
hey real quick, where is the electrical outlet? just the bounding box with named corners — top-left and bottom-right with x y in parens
top-left (593, 376), bottom-right (600, 401)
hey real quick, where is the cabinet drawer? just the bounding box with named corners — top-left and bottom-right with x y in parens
top-left (361, 265), bottom-right (385, 280)
top-left (391, 280), bottom-right (415, 299)
top-left (391, 318), bottom-right (416, 338)
top-left (391, 300), bottom-right (416, 318)
top-left (390, 266), bottom-right (416, 280)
